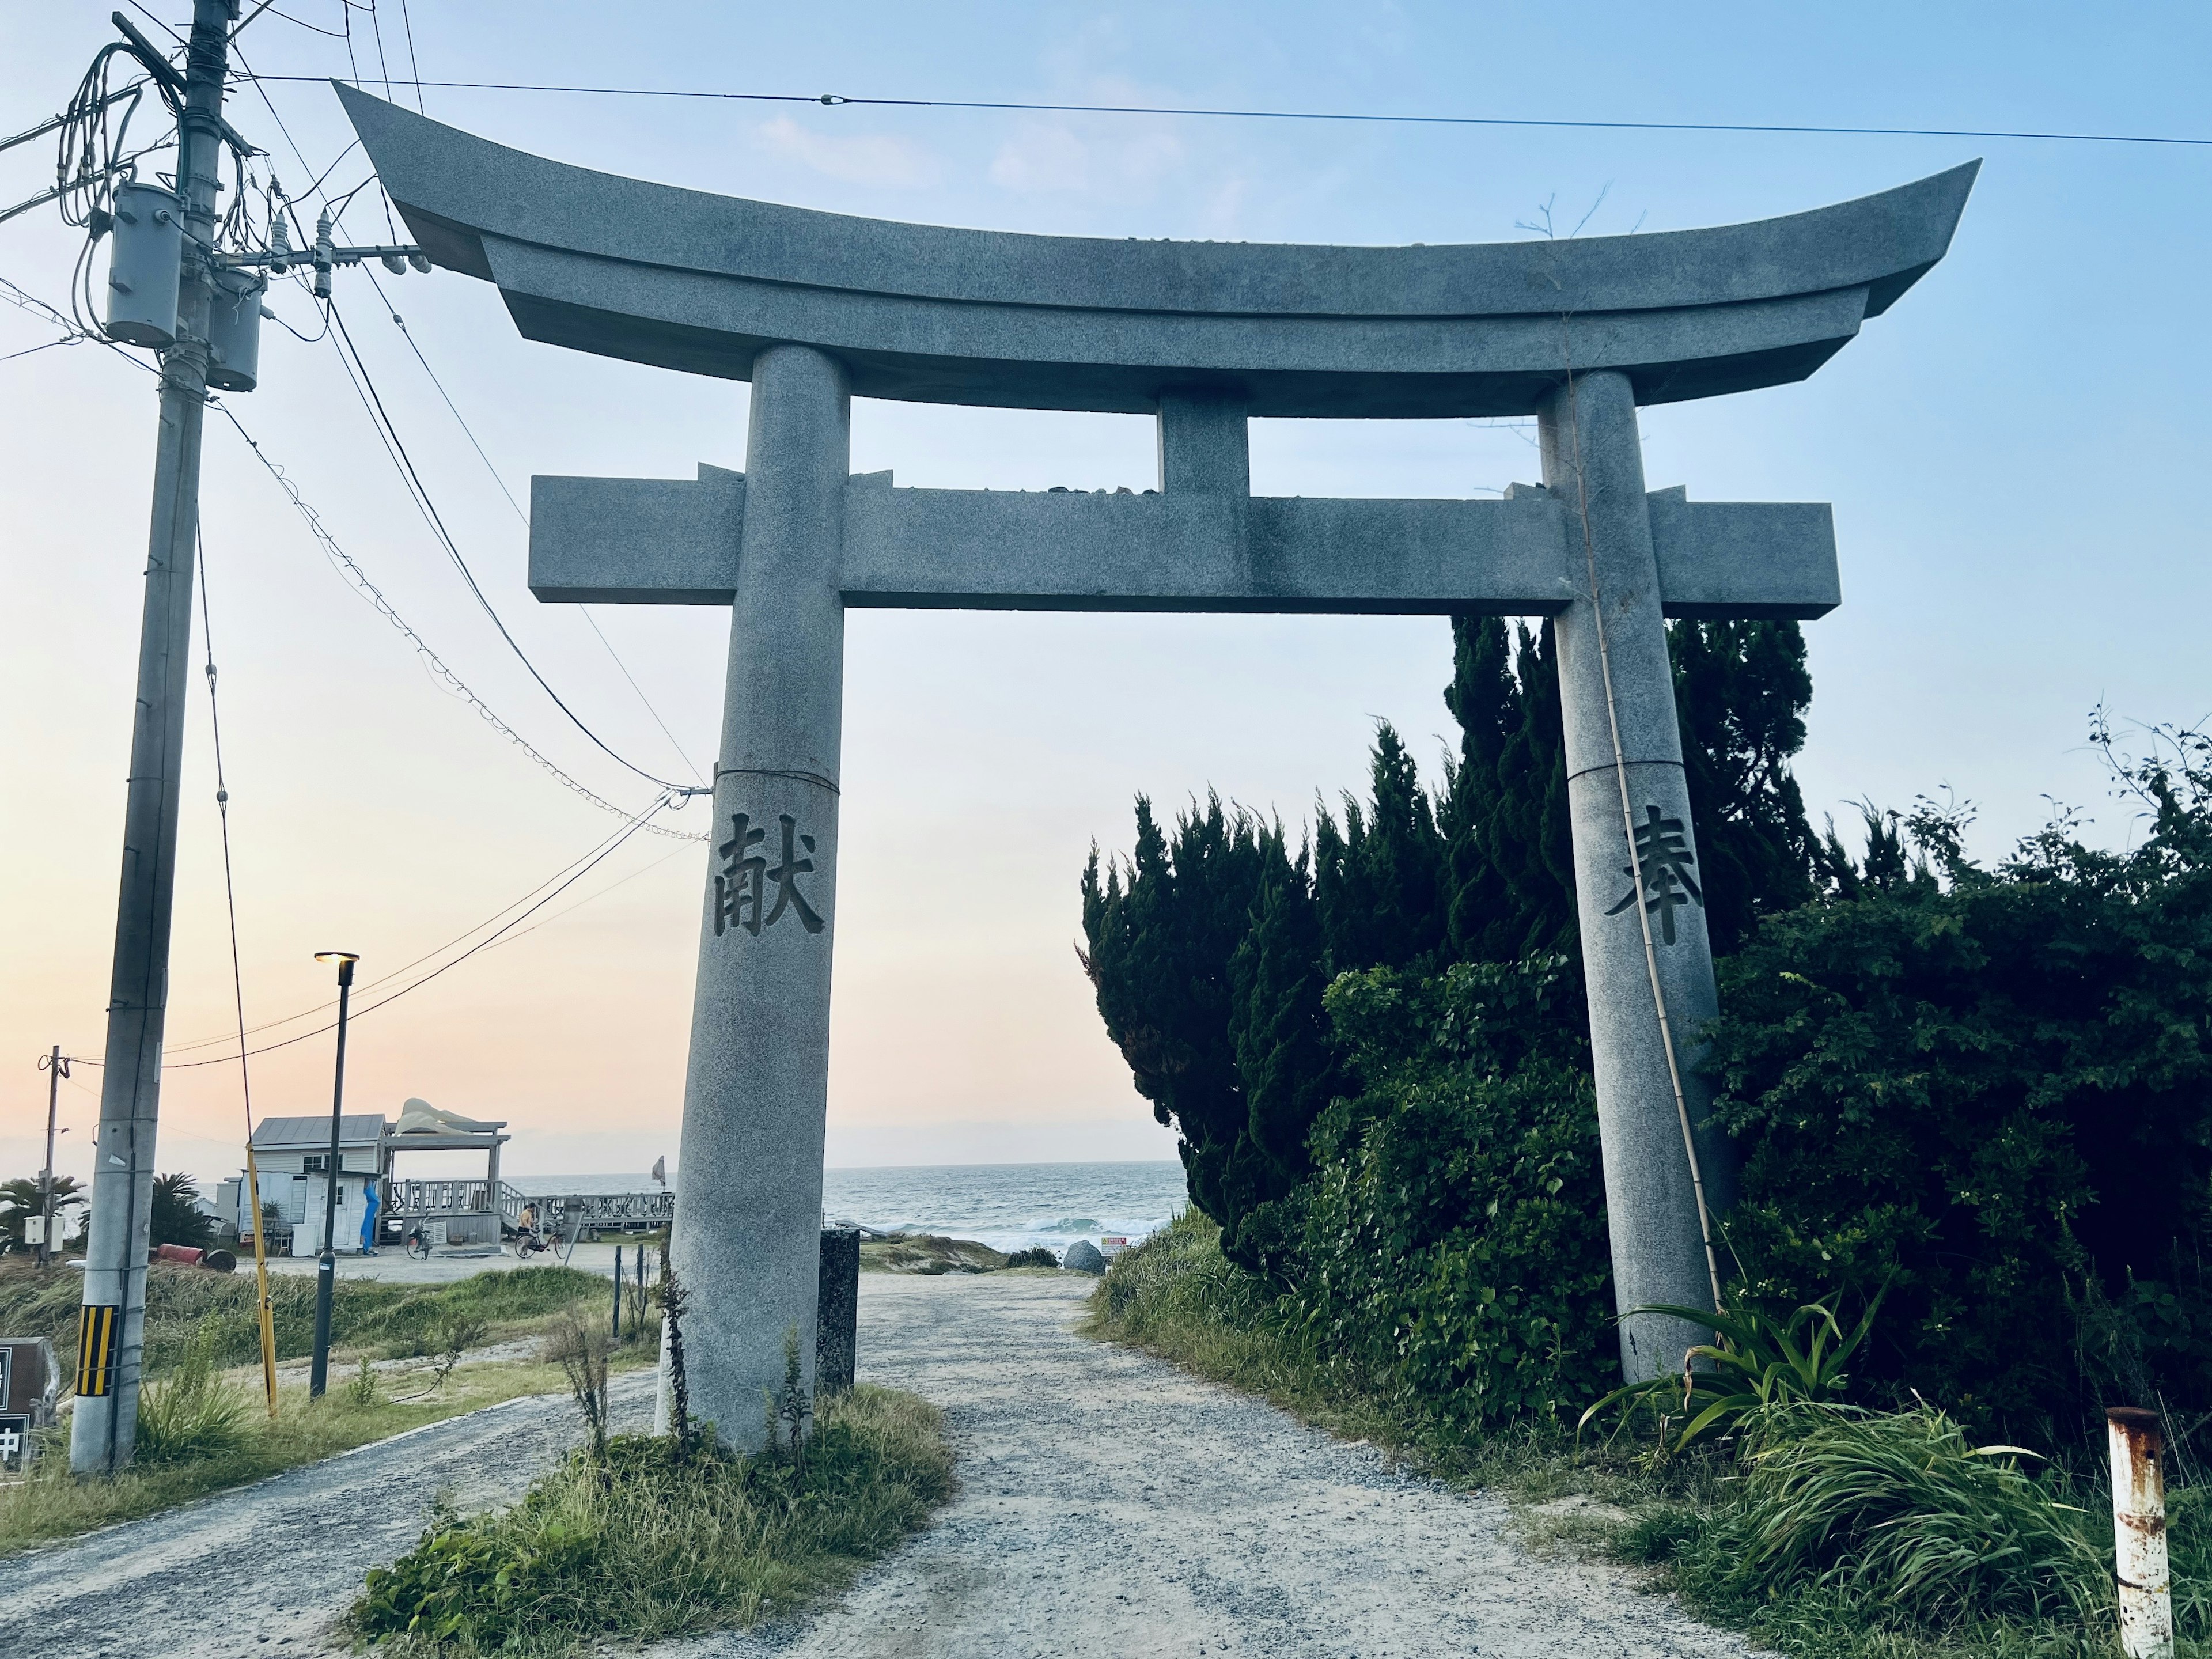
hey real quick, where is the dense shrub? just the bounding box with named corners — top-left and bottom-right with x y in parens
top-left (1284, 957), bottom-right (1616, 1431)
top-left (1082, 618), bottom-right (1821, 1267)
top-left (1708, 745), bottom-right (2212, 1443)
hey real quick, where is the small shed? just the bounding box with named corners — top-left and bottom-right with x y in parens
top-left (247, 1113), bottom-right (388, 1256)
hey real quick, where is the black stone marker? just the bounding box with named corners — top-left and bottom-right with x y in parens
top-left (816, 1227), bottom-right (861, 1395)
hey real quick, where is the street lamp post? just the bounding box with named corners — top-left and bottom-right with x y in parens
top-left (309, 951), bottom-right (360, 1398)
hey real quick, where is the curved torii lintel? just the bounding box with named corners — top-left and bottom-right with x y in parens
top-left (336, 85), bottom-right (1974, 418)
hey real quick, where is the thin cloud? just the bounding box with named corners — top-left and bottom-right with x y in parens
top-left (989, 120), bottom-right (1184, 197)
top-left (757, 117), bottom-right (941, 188)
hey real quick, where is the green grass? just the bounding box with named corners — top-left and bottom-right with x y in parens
top-left (0, 1258), bottom-right (611, 1376)
top-left (350, 1384), bottom-right (955, 1656)
top-left (0, 1350), bottom-right (641, 1554)
top-left (1088, 1210), bottom-right (2188, 1659)
top-left (0, 1261), bottom-right (639, 1554)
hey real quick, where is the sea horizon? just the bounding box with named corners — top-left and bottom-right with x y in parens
top-left (506, 1160), bottom-right (1188, 1255)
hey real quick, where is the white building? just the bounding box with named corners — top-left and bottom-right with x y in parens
top-left (244, 1114), bottom-right (389, 1256)
top-left (236, 1100), bottom-right (513, 1254)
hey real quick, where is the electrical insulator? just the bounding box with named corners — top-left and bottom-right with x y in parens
top-left (206, 267), bottom-right (266, 393)
top-left (313, 210), bottom-right (334, 300)
top-left (268, 213), bottom-right (291, 275)
top-left (381, 253), bottom-right (406, 274)
top-left (104, 181), bottom-right (183, 347)
top-left (407, 252), bottom-right (431, 274)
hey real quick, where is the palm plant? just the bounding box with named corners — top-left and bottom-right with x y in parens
top-left (1580, 1283), bottom-right (1887, 1451)
top-left (149, 1171), bottom-right (217, 1251)
top-left (0, 1175), bottom-right (84, 1245)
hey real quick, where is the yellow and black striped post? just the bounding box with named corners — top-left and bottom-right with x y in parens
top-left (76, 1304), bottom-right (120, 1399)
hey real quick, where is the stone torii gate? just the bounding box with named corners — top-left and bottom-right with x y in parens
top-left (340, 89), bottom-right (1974, 1441)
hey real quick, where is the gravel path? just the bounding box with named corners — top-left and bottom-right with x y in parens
top-left (670, 1273), bottom-right (1751, 1659)
top-left (1, 1272), bottom-right (1753, 1659)
top-left (0, 1370), bottom-right (660, 1657)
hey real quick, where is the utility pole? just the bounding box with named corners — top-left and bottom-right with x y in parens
top-left (72, 0), bottom-right (240, 1476)
top-left (37, 1047), bottom-right (69, 1267)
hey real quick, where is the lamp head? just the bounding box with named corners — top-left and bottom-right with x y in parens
top-left (315, 950), bottom-right (361, 986)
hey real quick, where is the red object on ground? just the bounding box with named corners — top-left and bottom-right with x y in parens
top-left (154, 1244), bottom-right (205, 1266)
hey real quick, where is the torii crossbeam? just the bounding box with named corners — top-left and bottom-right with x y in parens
top-left (340, 85), bottom-right (1973, 1440)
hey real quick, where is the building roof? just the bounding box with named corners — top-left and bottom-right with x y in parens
top-left (252, 1114), bottom-right (387, 1150)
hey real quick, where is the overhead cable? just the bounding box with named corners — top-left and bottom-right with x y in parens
top-left (233, 44), bottom-right (705, 795)
top-left (209, 396), bottom-right (704, 839)
top-left (161, 806), bottom-right (671, 1057)
top-left (354, 263), bottom-right (704, 781)
top-left (321, 298), bottom-right (698, 795)
top-left (149, 791), bottom-right (677, 1069)
top-left (236, 74), bottom-right (2212, 150)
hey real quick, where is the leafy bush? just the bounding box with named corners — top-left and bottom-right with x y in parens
top-left (1001, 1246), bottom-right (1058, 1269)
top-left (134, 1324), bottom-right (248, 1465)
top-left (353, 1386), bottom-right (953, 1652)
top-left (1285, 957), bottom-right (1616, 1432)
top-left (1582, 1290), bottom-right (1885, 1451)
top-left (1715, 1404), bottom-right (2108, 1628)
top-left (1708, 740), bottom-right (2212, 1444)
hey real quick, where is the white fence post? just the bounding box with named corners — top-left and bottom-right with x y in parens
top-left (2108, 1407), bottom-right (2175, 1659)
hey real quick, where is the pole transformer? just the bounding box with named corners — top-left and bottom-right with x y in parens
top-left (72, 0), bottom-right (240, 1475)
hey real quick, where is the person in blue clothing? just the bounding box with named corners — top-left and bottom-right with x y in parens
top-left (359, 1179), bottom-right (380, 1256)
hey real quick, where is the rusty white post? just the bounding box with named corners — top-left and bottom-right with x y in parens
top-left (2108, 1407), bottom-right (2174, 1659)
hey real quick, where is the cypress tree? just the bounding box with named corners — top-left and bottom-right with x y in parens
top-left (1079, 796), bottom-right (1281, 1242)
top-left (1314, 724), bottom-right (1449, 975)
top-left (1669, 619), bottom-right (1820, 954)
top-left (1228, 834), bottom-right (1339, 1233)
top-left (1081, 614), bottom-right (1824, 1247)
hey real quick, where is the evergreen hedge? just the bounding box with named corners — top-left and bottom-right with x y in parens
top-left (1285, 959), bottom-right (1616, 1430)
top-left (1082, 595), bottom-right (2212, 1445)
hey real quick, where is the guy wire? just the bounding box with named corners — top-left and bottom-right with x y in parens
top-left (196, 530), bottom-right (281, 1414)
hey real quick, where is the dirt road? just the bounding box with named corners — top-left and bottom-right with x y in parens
top-left (671, 1274), bottom-right (1750, 1659)
top-left (1, 1272), bottom-right (1749, 1658)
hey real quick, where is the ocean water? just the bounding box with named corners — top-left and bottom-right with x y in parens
top-left (822, 1161), bottom-right (1187, 1255)
top-left (510, 1161), bottom-right (1188, 1256)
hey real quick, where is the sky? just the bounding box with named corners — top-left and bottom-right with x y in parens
top-left (3, 2), bottom-right (2209, 1190)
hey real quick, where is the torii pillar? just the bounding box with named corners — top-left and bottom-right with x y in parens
top-left (339, 85), bottom-right (1975, 1427)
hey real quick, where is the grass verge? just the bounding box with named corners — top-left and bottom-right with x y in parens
top-left (0, 1353), bottom-right (634, 1555)
top-left (0, 1257), bottom-right (613, 1376)
top-left (0, 1263), bottom-right (649, 1554)
top-left (1089, 1210), bottom-right (2191, 1659)
top-left (350, 1384), bottom-right (954, 1656)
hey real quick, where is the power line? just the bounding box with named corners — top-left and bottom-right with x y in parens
top-left (231, 44), bottom-right (702, 797)
top-left (208, 395), bottom-right (704, 839)
top-left (6, 263), bottom-right (700, 846)
top-left (321, 297), bottom-right (695, 794)
top-left (160, 808), bottom-right (663, 1057)
top-left (353, 263), bottom-right (705, 781)
top-left (69, 792), bottom-right (677, 1072)
top-left (234, 74), bottom-right (2212, 150)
